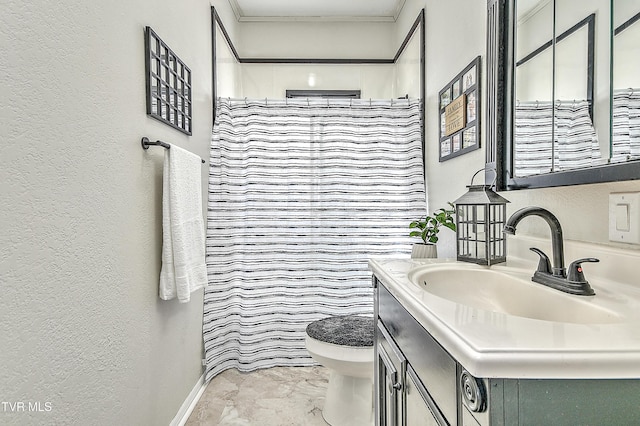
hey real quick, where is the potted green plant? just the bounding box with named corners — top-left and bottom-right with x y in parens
top-left (409, 202), bottom-right (456, 258)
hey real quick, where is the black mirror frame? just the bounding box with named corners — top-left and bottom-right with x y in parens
top-left (486, 0), bottom-right (640, 191)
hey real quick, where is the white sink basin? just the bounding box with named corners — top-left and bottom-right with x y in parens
top-left (407, 265), bottom-right (621, 324)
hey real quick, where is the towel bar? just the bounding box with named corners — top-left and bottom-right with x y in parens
top-left (141, 137), bottom-right (205, 164)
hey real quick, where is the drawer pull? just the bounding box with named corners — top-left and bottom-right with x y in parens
top-left (460, 370), bottom-right (486, 412)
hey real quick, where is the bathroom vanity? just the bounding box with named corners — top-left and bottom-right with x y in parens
top-left (370, 241), bottom-right (640, 425)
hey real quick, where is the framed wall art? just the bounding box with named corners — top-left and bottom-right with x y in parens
top-left (438, 56), bottom-right (481, 161)
top-left (145, 27), bottom-right (192, 135)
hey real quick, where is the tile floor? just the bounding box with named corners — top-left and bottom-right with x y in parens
top-left (186, 366), bottom-right (330, 425)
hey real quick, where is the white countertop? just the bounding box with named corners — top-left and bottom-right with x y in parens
top-left (369, 248), bottom-right (640, 379)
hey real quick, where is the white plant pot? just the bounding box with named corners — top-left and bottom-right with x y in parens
top-left (411, 243), bottom-right (438, 259)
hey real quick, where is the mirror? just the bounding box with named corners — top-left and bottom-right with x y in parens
top-left (487, 0), bottom-right (640, 190)
top-left (612, 1), bottom-right (640, 161)
top-left (512, 0), bottom-right (608, 178)
top-left (512, 0), bottom-right (555, 177)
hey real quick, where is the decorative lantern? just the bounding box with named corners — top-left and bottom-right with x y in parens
top-left (453, 170), bottom-right (510, 266)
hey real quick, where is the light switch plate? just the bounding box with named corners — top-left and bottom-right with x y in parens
top-left (609, 192), bottom-right (640, 244)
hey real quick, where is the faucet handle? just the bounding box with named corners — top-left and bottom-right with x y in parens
top-left (567, 258), bottom-right (600, 283)
top-left (529, 247), bottom-right (552, 274)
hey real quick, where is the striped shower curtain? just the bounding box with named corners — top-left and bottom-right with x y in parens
top-left (612, 89), bottom-right (640, 162)
top-left (203, 98), bottom-right (426, 380)
top-left (514, 100), bottom-right (600, 177)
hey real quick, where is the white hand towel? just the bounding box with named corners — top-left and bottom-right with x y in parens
top-left (159, 145), bottom-right (207, 303)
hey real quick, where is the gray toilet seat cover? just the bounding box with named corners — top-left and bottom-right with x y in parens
top-left (306, 315), bottom-right (374, 347)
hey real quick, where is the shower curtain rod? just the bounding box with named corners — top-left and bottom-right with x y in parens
top-left (515, 99), bottom-right (591, 106)
top-left (217, 97), bottom-right (417, 107)
top-left (140, 137), bottom-right (206, 164)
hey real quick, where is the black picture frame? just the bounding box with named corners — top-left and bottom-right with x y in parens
top-left (438, 56), bottom-right (481, 162)
top-left (145, 27), bottom-right (192, 135)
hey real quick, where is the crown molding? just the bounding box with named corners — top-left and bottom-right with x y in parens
top-left (227, 0), bottom-right (405, 22)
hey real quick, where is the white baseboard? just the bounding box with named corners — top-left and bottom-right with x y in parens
top-left (170, 372), bottom-right (207, 426)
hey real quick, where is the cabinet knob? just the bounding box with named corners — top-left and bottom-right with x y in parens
top-left (460, 370), bottom-right (486, 412)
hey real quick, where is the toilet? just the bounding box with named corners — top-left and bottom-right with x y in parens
top-left (305, 315), bottom-right (374, 426)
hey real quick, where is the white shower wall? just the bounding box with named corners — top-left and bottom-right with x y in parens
top-left (237, 21), bottom-right (396, 59)
top-left (395, 29), bottom-right (422, 99)
top-left (216, 25), bottom-right (242, 98)
top-left (214, 14), bottom-right (421, 100)
top-left (240, 63), bottom-right (396, 99)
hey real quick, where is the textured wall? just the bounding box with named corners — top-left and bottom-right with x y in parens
top-left (396, 0), bottom-right (487, 257)
top-left (0, 0), bottom-right (214, 424)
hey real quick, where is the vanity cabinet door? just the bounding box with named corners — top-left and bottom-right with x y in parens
top-left (406, 365), bottom-right (448, 426)
top-left (376, 322), bottom-right (405, 426)
top-left (377, 281), bottom-right (457, 423)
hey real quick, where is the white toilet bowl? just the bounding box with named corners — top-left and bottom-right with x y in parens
top-left (305, 315), bottom-right (374, 426)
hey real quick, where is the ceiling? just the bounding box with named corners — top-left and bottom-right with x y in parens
top-left (228, 0), bottom-right (407, 22)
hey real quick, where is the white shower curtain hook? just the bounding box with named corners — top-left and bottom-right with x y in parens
top-left (369, 98), bottom-right (372, 107)
top-left (244, 97), bottom-right (248, 106)
top-left (265, 98), bottom-right (268, 106)
top-left (390, 98), bottom-right (393, 106)
top-left (349, 98), bottom-right (352, 108)
top-left (307, 98), bottom-right (310, 107)
top-left (326, 98), bottom-right (329, 108)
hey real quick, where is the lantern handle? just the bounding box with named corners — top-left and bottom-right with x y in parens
top-left (470, 167), bottom-right (498, 188)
